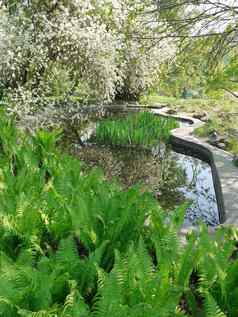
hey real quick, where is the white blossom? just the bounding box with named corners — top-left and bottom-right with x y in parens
top-left (0, 1), bottom-right (175, 117)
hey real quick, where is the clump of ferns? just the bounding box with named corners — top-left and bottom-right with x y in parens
top-left (0, 111), bottom-right (238, 316)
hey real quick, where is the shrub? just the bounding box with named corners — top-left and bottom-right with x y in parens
top-left (0, 1), bottom-right (174, 117)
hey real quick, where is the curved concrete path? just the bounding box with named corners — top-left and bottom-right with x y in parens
top-left (151, 107), bottom-right (238, 228)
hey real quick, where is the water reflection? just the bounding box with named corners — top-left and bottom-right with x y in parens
top-left (171, 152), bottom-right (220, 226)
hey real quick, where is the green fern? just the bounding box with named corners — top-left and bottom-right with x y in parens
top-left (204, 292), bottom-right (227, 317)
top-left (0, 111), bottom-right (238, 317)
top-left (62, 280), bottom-right (89, 317)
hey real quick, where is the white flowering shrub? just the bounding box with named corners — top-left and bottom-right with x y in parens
top-left (0, 0), bottom-right (174, 118)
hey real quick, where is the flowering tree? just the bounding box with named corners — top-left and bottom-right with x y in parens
top-left (0, 0), bottom-right (174, 114)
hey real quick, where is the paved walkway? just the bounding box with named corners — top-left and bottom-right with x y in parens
top-left (210, 146), bottom-right (238, 226)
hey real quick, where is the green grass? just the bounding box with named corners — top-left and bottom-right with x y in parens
top-left (141, 93), bottom-right (238, 112)
top-left (140, 93), bottom-right (219, 109)
top-left (95, 111), bottom-right (178, 148)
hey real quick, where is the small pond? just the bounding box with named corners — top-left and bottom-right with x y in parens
top-left (68, 108), bottom-right (220, 227)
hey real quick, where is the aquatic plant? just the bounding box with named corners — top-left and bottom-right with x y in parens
top-left (95, 111), bottom-right (178, 148)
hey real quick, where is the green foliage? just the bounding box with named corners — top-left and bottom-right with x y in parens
top-left (95, 111), bottom-right (178, 148)
top-left (0, 112), bottom-right (238, 316)
top-left (153, 39), bottom-right (213, 99)
top-left (207, 55), bottom-right (238, 98)
top-left (40, 63), bottom-right (74, 102)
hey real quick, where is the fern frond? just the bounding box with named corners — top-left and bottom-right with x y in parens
top-left (55, 237), bottom-right (79, 268)
top-left (204, 292), bottom-right (227, 317)
top-left (17, 307), bottom-right (59, 317)
top-left (62, 280), bottom-right (89, 317)
top-left (93, 260), bottom-right (124, 317)
top-left (0, 296), bottom-right (17, 317)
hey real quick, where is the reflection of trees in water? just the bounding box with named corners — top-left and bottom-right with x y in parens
top-left (75, 144), bottom-right (187, 209)
top-left (171, 153), bottom-right (219, 226)
top-left (152, 145), bottom-right (187, 195)
top-left (75, 141), bottom-right (219, 226)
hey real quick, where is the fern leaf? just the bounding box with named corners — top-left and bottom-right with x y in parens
top-left (204, 292), bottom-right (227, 317)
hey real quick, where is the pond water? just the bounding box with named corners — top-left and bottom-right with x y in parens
top-left (70, 110), bottom-right (220, 227)
top-left (171, 152), bottom-right (219, 226)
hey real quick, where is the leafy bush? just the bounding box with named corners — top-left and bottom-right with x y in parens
top-left (95, 111), bottom-right (178, 147)
top-left (0, 112), bottom-right (238, 316)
